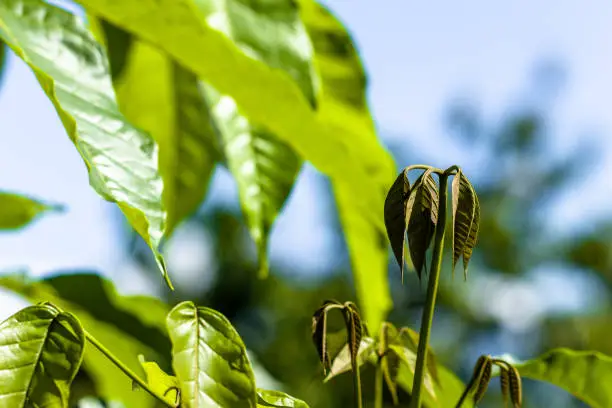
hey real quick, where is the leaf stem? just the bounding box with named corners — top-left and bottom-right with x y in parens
top-left (83, 329), bottom-right (176, 407)
top-left (353, 361), bottom-right (363, 408)
top-left (409, 174), bottom-right (449, 408)
top-left (375, 359), bottom-right (383, 408)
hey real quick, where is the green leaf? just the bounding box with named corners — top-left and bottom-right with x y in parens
top-left (389, 344), bottom-right (437, 403)
top-left (324, 337), bottom-right (376, 382)
top-left (257, 389), bottom-right (309, 408)
top-left (462, 181), bottom-right (480, 276)
top-left (0, 303), bottom-right (85, 408)
top-left (398, 327), bottom-right (440, 386)
top-left (72, 0), bottom-right (393, 300)
top-left (299, 0), bottom-right (395, 331)
top-left (95, 20), bottom-right (219, 237)
top-left (406, 171), bottom-right (439, 279)
top-left (0, 191), bottom-right (64, 230)
top-left (0, 272), bottom-right (171, 408)
top-left (451, 171), bottom-right (478, 279)
top-left (0, 0), bottom-right (171, 287)
top-left (167, 301), bottom-right (257, 407)
top-left (344, 303), bottom-right (363, 371)
top-left (0, 40), bottom-right (6, 90)
top-left (194, 0), bottom-right (317, 277)
top-left (138, 355), bottom-right (180, 406)
top-left (503, 348), bottom-right (612, 408)
top-left (384, 171), bottom-right (411, 281)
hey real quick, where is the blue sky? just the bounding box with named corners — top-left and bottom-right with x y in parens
top-left (1, 1), bottom-right (611, 318)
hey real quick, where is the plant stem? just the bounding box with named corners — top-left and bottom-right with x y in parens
top-left (353, 362), bottom-right (363, 408)
top-left (375, 359), bottom-right (383, 408)
top-left (84, 329), bottom-right (176, 407)
top-left (409, 174), bottom-right (449, 408)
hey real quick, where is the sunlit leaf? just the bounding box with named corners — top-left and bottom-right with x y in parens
top-left (384, 170), bottom-right (410, 281)
top-left (0, 191), bottom-right (64, 230)
top-left (379, 322), bottom-right (400, 403)
top-left (93, 20), bottom-right (219, 237)
top-left (324, 337), bottom-right (376, 382)
top-left (193, 0), bottom-right (317, 277)
top-left (0, 272), bottom-right (171, 408)
top-left (257, 389), bottom-right (309, 408)
top-left (452, 171), bottom-right (478, 279)
top-left (138, 355), bottom-right (180, 406)
top-left (398, 327), bottom-right (440, 386)
top-left (299, 0), bottom-right (395, 331)
top-left (499, 348), bottom-right (612, 408)
top-left (167, 301), bottom-right (257, 407)
top-left (0, 0), bottom-right (171, 287)
top-left (390, 344), bottom-right (437, 402)
top-left (406, 171), bottom-right (439, 279)
top-left (0, 303), bottom-right (85, 407)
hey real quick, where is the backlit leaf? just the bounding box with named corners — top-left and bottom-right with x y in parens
top-left (299, 0), bottom-right (395, 331)
top-left (257, 389), bottom-right (309, 408)
top-left (398, 327), bottom-right (440, 386)
top-left (167, 301), bottom-right (257, 407)
top-left (384, 170), bottom-right (410, 279)
top-left (0, 272), bottom-right (171, 408)
top-left (390, 344), bottom-right (437, 403)
top-left (194, 0), bottom-right (317, 277)
top-left (502, 348), bottom-right (612, 408)
top-left (138, 355), bottom-right (180, 406)
top-left (324, 337), bottom-right (376, 382)
top-left (95, 20), bottom-right (219, 237)
top-left (0, 191), bottom-right (64, 230)
top-left (407, 171), bottom-right (439, 279)
top-left (452, 171), bottom-right (477, 279)
top-left (0, 0), bottom-right (171, 287)
top-left (0, 304), bottom-right (85, 407)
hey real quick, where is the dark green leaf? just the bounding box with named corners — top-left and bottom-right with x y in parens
top-left (0, 272), bottom-right (171, 408)
top-left (299, 0), bottom-right (395, 331)
top-left (95, 21), bottom-right (219, 237)
top-left (499, 349), bottom-right (612, 408)
top-left (462, 181), bottom-right (481, 276)
top-left (324, 337), bottom-right (376, 382)
top-left (472, 357), bottom-right (492, 404)
top-left (384, 170), bottom-right (410, 280)
top-left (452, 171), bottom-right (478, 279)
top-left (0, 304), bottom-right (85, 407)
top-left (257, 389), bottom-right (309, 408)
top-left (406, 171), bottom-right (439, 279)
top-left (194, 0), bottom-right (317, 277)
top-left (167, 301), bottom-right (257, 407)
top-left (311, 304), bottom-right (330, 374)
top-left (0, 191), bottom-right (64, 230)
top-left (0, 0), bottom-right (171, 287)
top-left (344, 302), bottom-right (363, 370)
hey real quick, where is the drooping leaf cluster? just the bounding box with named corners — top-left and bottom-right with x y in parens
top-left (384, 166), bottom-right (480, 282)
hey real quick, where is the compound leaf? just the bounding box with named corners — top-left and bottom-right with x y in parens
top-left (452, 171), bottom-right (478, 279)
top-left (0, 304), bottom-right (85, 408)
top-left (0, 191), bottom-right (64, 230)
top-left (462, 181), bottom-right (481, 276)
top-left (167, 301), bottom-right (256, 407)
top-left (257, 389), bottom-right (309, 408)
top-left (324, 337), bottom-right (376, 382)
top-left (0, 0), bottom-right (170, 287)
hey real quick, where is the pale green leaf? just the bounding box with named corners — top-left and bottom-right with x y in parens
top-left (0, 303), bottom-right (85, 408)
top-left (138, 355), bottom-right (180, 406)
top-left (0, 272), bottom-right (171, 408)
top-left (194, 0), bottom-right (317, 277)
top-left (167, 301), bottom-right (257, 407)
top-left (257, 389), bottom-right (309, 408)
top-left (72, 0), bottom-right (390, 267)
top-left (0, 0), bottom-right (171, 287)
top-left (324, 337), bottom-right (376, 382)
top-left (0, 191), bottom-right (64, 230)
top-left (299, 0), bottom-right (395, 331)
top-left (95, 20), bottom-right (219, 237)
top-left (503, 348), bottom-right (612, 408)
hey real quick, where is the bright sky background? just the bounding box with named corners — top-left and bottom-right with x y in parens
top-left (1, 1), bottom-right (612, 319)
